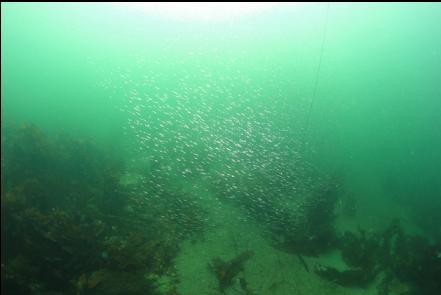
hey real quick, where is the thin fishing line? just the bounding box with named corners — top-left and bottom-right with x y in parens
top-left (303, 3), bottom-right (330, 147)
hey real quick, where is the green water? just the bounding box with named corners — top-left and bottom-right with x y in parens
top-left (2, 3), bottom-right (441, 295)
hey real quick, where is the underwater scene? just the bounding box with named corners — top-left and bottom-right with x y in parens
top-left (1, 2), bottom-right (441, 295)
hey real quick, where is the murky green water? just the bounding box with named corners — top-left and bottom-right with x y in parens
top-left (2, 3), bottom-right (441, 295)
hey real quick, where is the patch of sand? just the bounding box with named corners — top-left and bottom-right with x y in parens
top-left (173, 201), bottom-right (379, 295)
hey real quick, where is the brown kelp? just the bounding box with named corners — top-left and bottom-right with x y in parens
top-left (210, 250), bottom-right (254, 292)
top-left (314, 221), bottom-right (441, 294)
top-left (1, 123), bottom-right (206, 295)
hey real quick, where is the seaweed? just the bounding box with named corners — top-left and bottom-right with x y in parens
top-left (269, 177), bottom-right (341, 256)
top-left (314, 220), bottom-right (441, 294)
top-left (239, 276), bottom-right (254, 295)
top-left (209, 250), bottom-right (254, 292)
top-left (1, 123), bottom-right (199, 294)
top-left (77, 270), bottom-right (157, 295)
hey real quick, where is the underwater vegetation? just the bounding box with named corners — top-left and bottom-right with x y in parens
top-left (210, 149), bottom-right (341, 257)
top-left (2, 1), bottom-right (441, 294)
top-left (211, 153), bottom-right (441, 295)
top-left (1, 122), bottom-right (440, 295)
top-left (314, 220), bottom-right (441, 294)
top-left (267, 177), bottom-right (341, 256)
top-left (1, 123), bottom-right (206, 295)
top-left (209, 250), bottom-right (254, 293)
top-left (215, 171), bottom-right (342, 255)
top-left (209, 145), bottom-right (441, 295)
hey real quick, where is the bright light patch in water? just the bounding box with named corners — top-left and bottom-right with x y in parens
top-left (120, 2), bottom-right (279, 21)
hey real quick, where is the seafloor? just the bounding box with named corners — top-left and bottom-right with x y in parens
top-left (1, 123), bottom-right (440, 295)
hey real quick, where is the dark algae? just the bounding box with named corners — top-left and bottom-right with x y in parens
top-left (314, 221), bottom-right (441, 294)
top-left (1, 123), bottom-right (204, 294)
top-left (210, 250), bottom-right (254, 292)
top-left (2, 3), bottom-right (441, 295)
